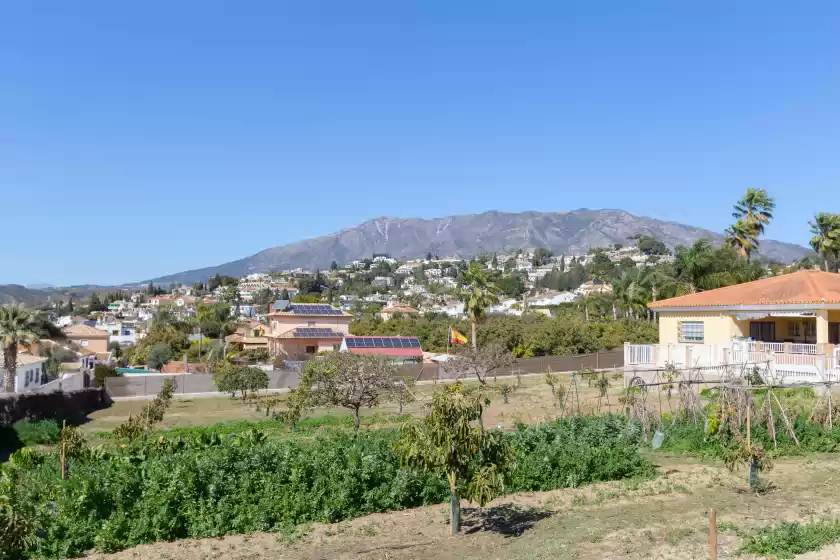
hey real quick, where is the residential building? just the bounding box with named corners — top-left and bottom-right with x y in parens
top-left (340, 336), bottom-right (423, 364)
top-left (372, 276), bottom-right (394, 288)
top-left (380, 302), bottom-right (419, 321)
top-left (160, 361), bottom-right (208, 374)
top-left (225, 321), bottom-right (269, 351)
top-left (529, 291), bottom-right (577, 306)
top-left (0, 353), bottom-right (47, 393)
top-left (624, 270), bottom-right (840, 383)
top-left (151, 295), bottom-right (174, 307)
top-left (265, 302), bottom-right (352, 357)
top-left (424, 268), bottom-right (442, 278)
top-left (63, 323), bottom-right (110, 353)
top-left (575, 280), bottom-right (613, 296)
top-left (395, 263), bottom-right (420, 275)
top-left (107, 300), bottom-right (134, 313)
top-left (95, 321), bottom-right (137, 346)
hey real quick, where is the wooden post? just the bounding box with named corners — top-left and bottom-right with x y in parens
top-left (708, 508), bottom-right (717, 560)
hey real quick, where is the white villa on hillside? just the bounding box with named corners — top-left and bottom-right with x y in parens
top-left (625, 270), bottom-right (840, 383)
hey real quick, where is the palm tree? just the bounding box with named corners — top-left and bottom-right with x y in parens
top-left (809, 213), bottom-right (840, 272)
top-left (611, 269), bottom-right (649, 319)
top-left (460, 263), bottom-right (501, 349)
top-left (724, 219), bottom-right (757, 262)
top-left (733, 188), bottom-right (775, 236)
top-left (674, 239), bottom-right (715, 293)
top-left (0, 304), bottom-right (43, 393)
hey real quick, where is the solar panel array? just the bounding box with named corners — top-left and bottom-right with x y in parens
top-left (293, 328), bottom-right (342, 338)
top-left (345, 337), bottom-right (421, 349)
top-left (290, 304), bottom-right (343, 316)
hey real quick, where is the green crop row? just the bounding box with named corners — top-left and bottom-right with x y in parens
top-left (6, 415), bottom-right (652, 558)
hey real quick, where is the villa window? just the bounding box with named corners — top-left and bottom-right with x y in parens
top-left (305, 345), bottom-right (317, 354)
top-left (788, 322), bottom-right (801, 337)
top-left (679, 321), bottom-right (704, 343)
top-left (805, 321), bottom-right (817, 338)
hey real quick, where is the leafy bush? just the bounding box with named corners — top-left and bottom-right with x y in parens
top-left (739, 521), bottom-right (840, 559)
top-left (656, 417), bottom-right (840, 458)
top-left (12, 419), bottom-right (60, 446)
top-left (147, 343), bottom-right (173, 371)
top-left (510, 415), bottom-right (653, 490)
top-left (9, 416), bottom-right (651, 557)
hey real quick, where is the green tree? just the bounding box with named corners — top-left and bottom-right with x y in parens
top-left (88, 292), bottom-right (107, 312)
top-left (396, 383), bottom-right (513, 535)
top-left (460, 262), bottom-right (501, 349)
top-left (108, 341), bottom-right (122, 359)
top-left (0, 304), bottom-right (42, 393)
top-left (298, 352), bottom-right (397, 431)
top-left (330, 260), bottom-right (339, 271)
top-left (93, 364), bottom-right (118, 388)
top-left (147, 343), bottom-right (174, 371)
top-left (532, 248), bottom-right (553, 266)
top-left (279, 289), bottom-right (290, 300)
top-left (724, 219), bottom-right (757, 262)
top-left (731, 188), bottom-right (776, 260)
top-left (809, 213), bottom-right (840, 272)
top-left (674, 240), bottom-right (715, 293)
top-left (220, 285), bottom-right (239, 303)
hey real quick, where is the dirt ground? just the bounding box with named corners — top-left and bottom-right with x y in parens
top-left (81, 372), bottom-right (636, 438)
top-left (84, 454), bottom-right (840, 560)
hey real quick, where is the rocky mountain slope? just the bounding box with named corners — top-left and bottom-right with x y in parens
top-left (144, 209), bottom-right (810, 285)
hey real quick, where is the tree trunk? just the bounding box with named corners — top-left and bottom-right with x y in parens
top-left (471, 321), bottom-right (477, 350)
top-left (3, 345), bottom-right (16, 393)
top-left (448, 473), bottom-right (461, 536)
top-left (612, 304), bottom-right (617, 320)
top-left (399, 402), bottom-right (403, 414)
top-left (352, 406), bottom-right (361, 432)
top-left (826, 258), bottom-right (830, 272)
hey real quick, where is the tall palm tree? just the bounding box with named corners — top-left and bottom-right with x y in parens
top-left (724, 219), bottom-right (756, 262)
top-left (0, 304), bottom-right (43, 393)
top-left (460, 263), bottom-right (501, 349)
top-left (733, 188), bottom-right (776, 236)
top-left (809, 213), bottom-right (840, 272)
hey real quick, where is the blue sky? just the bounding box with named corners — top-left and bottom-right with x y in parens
top-left (1, 1), bottom-right (838, 286)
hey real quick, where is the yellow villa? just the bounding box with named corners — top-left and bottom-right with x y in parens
top-left (625, 270), bottom-right (840, 382)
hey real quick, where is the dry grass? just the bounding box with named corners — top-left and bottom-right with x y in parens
top-left (82, 454), bottom-right (840, 559)
top-left (81, 372), bottom-right (634, 438)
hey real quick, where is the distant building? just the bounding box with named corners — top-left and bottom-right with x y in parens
top-left (340, 336), bottom-right (423, 364)
top-left (63, 323), bottom-right (110, 353)
top-left (380, 302), bottom-right (419, 321)
top-left (265, 302), bottom-right (351, 357)
top-left (372, 276), bottom-right (394, 288)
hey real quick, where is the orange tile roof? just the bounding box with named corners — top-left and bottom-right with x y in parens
top-left (649, 270), bottom-right (840, 309)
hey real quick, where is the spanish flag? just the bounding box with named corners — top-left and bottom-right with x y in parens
top-left (449, 327), bottom-right (468, 345)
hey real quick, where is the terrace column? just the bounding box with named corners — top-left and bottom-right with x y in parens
top-left (816, 310), bottom-right (830, 348)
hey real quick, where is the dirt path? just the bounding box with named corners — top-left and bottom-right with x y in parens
top-left (83, 454), bottom-right (840, 559)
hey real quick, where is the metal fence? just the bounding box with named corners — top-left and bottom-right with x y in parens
top-left (104, 349), bottom-right (624, 398)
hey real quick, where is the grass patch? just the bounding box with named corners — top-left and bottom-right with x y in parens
top-left (739, 520), bottom-right (840, 559)
top-left (11, 419), bottom-right (61, 446)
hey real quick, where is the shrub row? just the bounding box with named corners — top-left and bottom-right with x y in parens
top-left (12, 415), bottom-right (652, 558)
top-left (656, 416), bottom-right (840, 458)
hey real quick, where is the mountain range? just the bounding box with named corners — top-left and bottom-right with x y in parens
top-left (144, 209), bottom-right (811, 285)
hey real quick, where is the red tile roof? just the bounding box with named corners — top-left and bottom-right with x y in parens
top-left (649, 270), bottom-right (840, 309)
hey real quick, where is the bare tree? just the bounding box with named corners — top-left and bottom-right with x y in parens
top-left (299, 352), bottom-right (397, 431)
top-left (441, 343), bottom-right (515, 385)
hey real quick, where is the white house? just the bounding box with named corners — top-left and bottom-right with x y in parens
top-left (95, 321), bottom-right (138, 346)
top-left (0, 354), bottom-right (47, 393)
top-left (529, 291), bottom-right (577, 306)
top-left (372, 276), bottom-right (394, 287)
